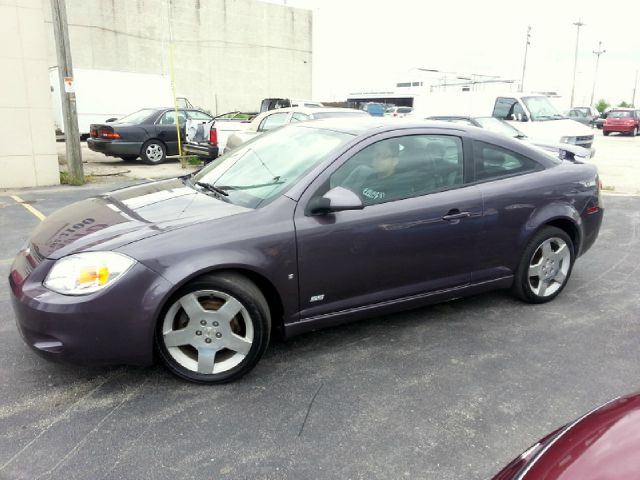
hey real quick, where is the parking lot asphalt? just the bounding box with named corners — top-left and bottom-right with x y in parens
top-left (0, 185), bottom-right (639, 480)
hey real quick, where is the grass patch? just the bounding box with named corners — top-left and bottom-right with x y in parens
top-left (601, 184), bottom-right (615, 192)
top-left (180, 155), bottom-right (203, 168)
top-left (59, 171), bottom-right (94, 185)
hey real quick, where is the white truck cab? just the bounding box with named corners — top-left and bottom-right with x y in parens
top-left (412, 92), bottom-right (595, 155)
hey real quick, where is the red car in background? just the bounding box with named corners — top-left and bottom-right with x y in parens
top-left (603, 109), bottom-right (640, 137)
top-left (493, 392), bottom-right (640, 479)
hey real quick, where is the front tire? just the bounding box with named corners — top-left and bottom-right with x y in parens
top-left (512, 227), bottom-right (575, 304)
top-left (631, 127), bottom-right (638, 137)
top-left (155, 273), bottom-right (271, 384)
top-left (141, 140), bottom-right (167, 165)
top-left (603, 131), bottom-right (610, 136)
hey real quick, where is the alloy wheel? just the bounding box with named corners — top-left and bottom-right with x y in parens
top-left (527, 237), bottom-right (571, 298)
top-left (161, 290), bottom-right (254, 374)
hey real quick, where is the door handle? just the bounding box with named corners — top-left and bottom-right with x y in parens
top-left (442, 210), bottom-right (471, 221)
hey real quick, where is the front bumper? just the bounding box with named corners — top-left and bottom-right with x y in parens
top-left (87, 138), bottom-right (143, 157)
top-left (9, 250), bottom-right (173, 366)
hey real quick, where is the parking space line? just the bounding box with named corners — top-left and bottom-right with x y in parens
top-left (10, 195), bottom-right (46, 221)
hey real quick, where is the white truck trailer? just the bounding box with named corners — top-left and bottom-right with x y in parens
top-left (49, 68), bottom-right (178, 139)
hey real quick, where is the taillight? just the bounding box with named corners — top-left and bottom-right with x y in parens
top-left (209, 127), bottom-right (218, 145)
top-left (90, 127), bottom-right (97, 138)
top-left (99, 130), bottom-right (120, 139)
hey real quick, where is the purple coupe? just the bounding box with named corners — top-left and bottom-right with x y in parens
top-left (9, 119), bottom-right (604, 383)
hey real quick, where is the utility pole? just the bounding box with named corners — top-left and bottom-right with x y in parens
top-left (589, 41), bottom-right (606, 107)
top-left (633, 70), bottom-right (638, 107)
top-left (51, 0), bottom-right (84, 185)
top-left (570, 19), bottom-right (585, 109)
top-left (520, 26), bottom-right (531, 92)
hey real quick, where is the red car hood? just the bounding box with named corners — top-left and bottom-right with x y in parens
top-left (495, 392), bottom-right (640, 479)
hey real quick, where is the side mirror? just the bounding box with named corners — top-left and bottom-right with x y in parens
top-left (520, 114), bottom-right (529, 122)
top-left (308, 186), bottom-right (364, 215)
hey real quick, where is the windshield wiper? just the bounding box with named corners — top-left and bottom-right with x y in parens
top-left (195, 181), bottom-right (229, 196)
top-left (216, 179), bottom-right (284, 191)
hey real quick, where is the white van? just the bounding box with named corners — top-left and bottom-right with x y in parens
top-left (411, 92), bottom-right (595, 156)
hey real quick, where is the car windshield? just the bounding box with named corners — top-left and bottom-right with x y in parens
top-left (192, 125), bottom-right (353, 208)
top-left (609, 111), bottom-right (633, 118)
top-left (521, 96), bottom-right (564, 121)
top-left (312, 111), bottom-right (367, 119)
top-left (113, 109), bottom-right (158, 124)
top-left (475, 117), bottom-right (526, 138)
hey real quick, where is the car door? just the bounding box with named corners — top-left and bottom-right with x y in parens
top-left (293, 131), bottom-right (484, 319)
top-left (470, 139), bottom-right (546, 282)
top-left (155, 109), bottom-right (187, 155)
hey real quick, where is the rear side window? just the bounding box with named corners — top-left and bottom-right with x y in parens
top-left (473, 141), bottom-right (542, 182)
top-left (158, 110), bottom-right (186, 125)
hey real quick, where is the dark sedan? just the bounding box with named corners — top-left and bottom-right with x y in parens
top-left (494, 392), bottom-right (640, 479)
top-left (10, 119), bottom-right (603, 383)
top-left (87, 108), bottom-right (213, 164)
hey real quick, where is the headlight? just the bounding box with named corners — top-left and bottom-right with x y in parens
top-left (560, 136), bottom-right (576, 144)
top-left (44, 252), bottom-right (136, 295)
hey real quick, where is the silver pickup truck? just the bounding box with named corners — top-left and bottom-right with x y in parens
top-left (184, 112), bottom-right (256, 163)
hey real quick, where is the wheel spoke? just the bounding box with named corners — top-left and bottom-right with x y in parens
top-left (179, 294), bottom-right (204, 321)
top-left (224, 333), bottom-right (252, 356)
top-left (215, 297), bottom-right (244, 323)
top-left (541, 241), bottom-right (553, 260)
top-left (554, 269), bottom-right (567, 285)
top-left (163, 328), bottom-right (193, 348)
top-left (528, 262), bottom-right (542, 278)
top-left (537, 279), bottom-right (548, 297)
top-left (553, 243), bottom-right (567, 260)
top-left (197, 348), bottom-right (217, 374)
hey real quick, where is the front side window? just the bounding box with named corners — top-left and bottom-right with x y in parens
top-left (193, 125), bottom-right (352, 208)
top-left (258, 112), bottom-right (289, 132)
top-left (329, 135), bottom-right (464, 206)
top-left (473, 141), bottom-right (542, 182)
top-left (493, 97), bottom-right (524, 120)
top-left (186, 110), bottom-right (212, 120)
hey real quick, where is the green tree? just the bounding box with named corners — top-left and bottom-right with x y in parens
top-left (617, 101), bottom-right (632, 108)
top-left (595, 99), bottom-right (610, 113)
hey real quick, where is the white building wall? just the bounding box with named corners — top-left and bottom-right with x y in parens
top-left (0, 0), bottom-right (59, 188)
top-left (42, 0), bottom-right (313, 114)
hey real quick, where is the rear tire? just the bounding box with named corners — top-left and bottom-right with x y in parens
top-left (631, 127), bottom-right (638, 137)
top-left (155, 273), bottom-right (271, 384)
top-left (603, 131), bottom-right (610, 136)
top-left (512, 226), bottom-right (575, 304)
top-left (141, 140), bottom-right (167, 165)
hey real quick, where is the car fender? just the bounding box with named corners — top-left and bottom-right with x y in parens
top-left (522, 201), bottom-right (583, 255)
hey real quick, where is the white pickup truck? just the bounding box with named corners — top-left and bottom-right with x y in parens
top-left (184, 112), bottom-right (256, 162)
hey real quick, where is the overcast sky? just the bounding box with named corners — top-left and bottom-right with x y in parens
top-left (268, 0), bottom-right (640, 107)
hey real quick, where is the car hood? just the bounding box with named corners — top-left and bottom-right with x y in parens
top-left (496, 393), bottom-right (640, 480)
top-left (512, 118), bottom-right (593, 144)
top-left (28, 178), bottom-right (251, 260)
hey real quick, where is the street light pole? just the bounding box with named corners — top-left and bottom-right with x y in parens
top-left (520, 26), bottom-right (531, 92)
top-left (633, 70), bottom-right (638, 107)
top-left (570, 19), bottom-right (585, 108)
top-left (589, 41), bottom-right (606, 107)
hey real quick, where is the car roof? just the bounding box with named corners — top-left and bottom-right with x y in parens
top-left (295, 117), bottom-right (469, 135)
top-left (262, 106), bottom-right (362, 115)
